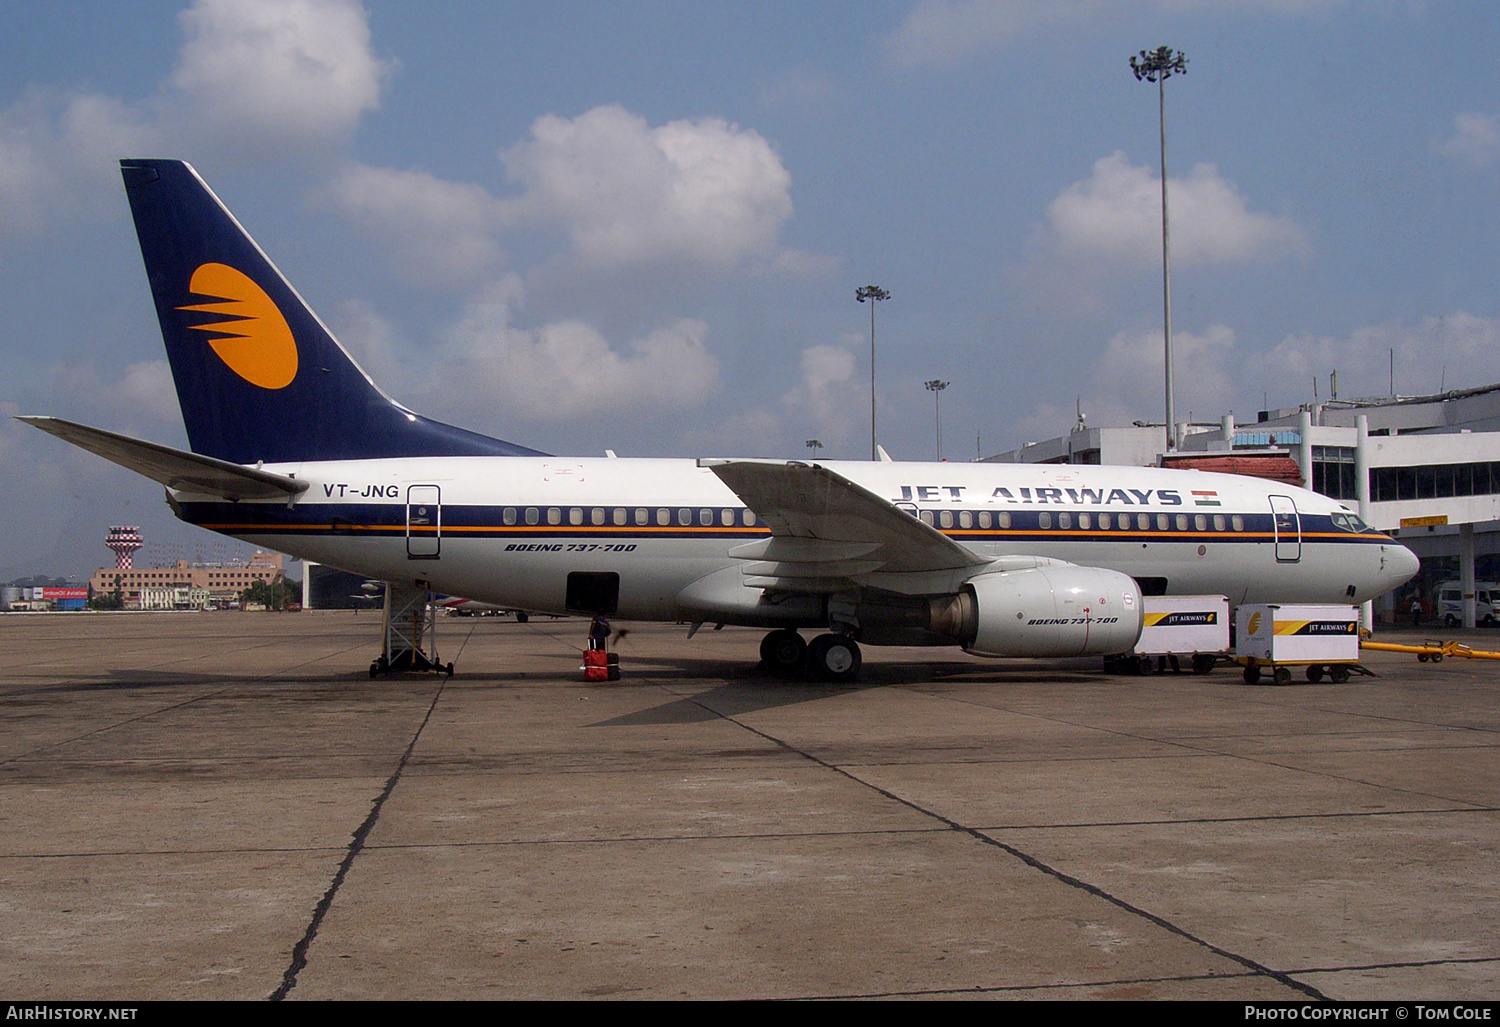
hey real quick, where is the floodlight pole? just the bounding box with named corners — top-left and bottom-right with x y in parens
top-left (924, 379), bottom-right (949, 460)
top-left (856, 285), bottom-right (890, 460)
top-left (1131, 45), bottom-right (1188, 451)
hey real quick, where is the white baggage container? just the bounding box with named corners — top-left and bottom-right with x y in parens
top-left (1234, 604), bottom-right (1360, 684)
top-left (1130, 595), bottom-right (1229, 674)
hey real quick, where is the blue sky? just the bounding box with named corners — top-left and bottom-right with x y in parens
top-left (3, 0), bottom-right (1499, 578)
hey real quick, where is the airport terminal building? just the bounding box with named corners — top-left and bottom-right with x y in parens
top-left (985, 383), bottom-right (1500, 627)
top-left (88, 552), bottom-right (286, 610)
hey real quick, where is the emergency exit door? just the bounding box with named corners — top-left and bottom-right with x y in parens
top-left (406, 485), bottom-right (441, 559)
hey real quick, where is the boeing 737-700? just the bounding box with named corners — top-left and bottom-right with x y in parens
top-left (21, 160), bottom-right (1419, 680)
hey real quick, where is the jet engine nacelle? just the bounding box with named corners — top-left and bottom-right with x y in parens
top-left (932, 565), bottom-right (1144, 658)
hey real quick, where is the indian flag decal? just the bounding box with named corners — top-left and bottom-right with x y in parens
top-left (1192, 490), bottom-right (1221, 507)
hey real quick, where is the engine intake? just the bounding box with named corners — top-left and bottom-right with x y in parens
top-left (930, 566), bottom-right (1144, 657)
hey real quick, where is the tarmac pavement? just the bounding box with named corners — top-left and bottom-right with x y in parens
top-left (0, 611), bottom-right (1496, 1000)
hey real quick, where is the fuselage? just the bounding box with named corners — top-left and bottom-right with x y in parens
top-left (173, 456), bottom-right (1418, 628)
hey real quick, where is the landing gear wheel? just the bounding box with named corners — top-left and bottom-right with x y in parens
top-left (1306, 665), bottom-right (1326, 683)
top-left (515, 610), bottom-right (529, 623)
top-left (1243, 665), bottom-right (1261, 684)
top-left (759, 630), bottom-right (806, 674)
top-left (1329, 665), bottom-right (1351, 684)
top-left (1273, 666), bottom-right (1292, 686)
top-left (808, 633), bottom-right (861, 683)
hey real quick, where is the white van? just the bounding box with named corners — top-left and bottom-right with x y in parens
top-left (1436, 581), bottom-right (1500, 626)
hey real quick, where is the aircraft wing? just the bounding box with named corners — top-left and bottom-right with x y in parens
top-left (703, 460), bottom-right (989, 587)
top-left (18, 416), bottom-right (309, 502)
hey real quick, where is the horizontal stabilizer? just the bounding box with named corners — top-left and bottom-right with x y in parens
top-left (18, 416), bottom-right (309, 502)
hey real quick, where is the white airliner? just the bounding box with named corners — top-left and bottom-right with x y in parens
top-left (21, 160), bottom-right (1419, 680)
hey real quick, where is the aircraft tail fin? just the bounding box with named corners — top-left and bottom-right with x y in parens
top-left (120, 159), bottom-right (544, 465)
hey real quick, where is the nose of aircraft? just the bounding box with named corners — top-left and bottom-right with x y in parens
top-left (1384, 543), bottom-right (1421, 591)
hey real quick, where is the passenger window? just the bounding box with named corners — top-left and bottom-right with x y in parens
top-left (569, 508), bottom-right (584, 525)
top-left (548, 508), bottom-right (562, 525)
top-left (678, 508), bottom-right (692, 525)
top-left (939, 510), bottom-right (954, 528)
top-left (635, 508), bottom-right (649, 525)
top-left (1058, 511), bottom-right (1072, 529)
top-left (1194, 514), bottom-right (1207, 531)
top-left (1175, 513), bottom-right (1188, 531)
top-left (1099, 512), bottom-right (1111, 530)
top-left (1137, 513), bottom-right (1151, 531)
top-left (592, 508), bottom-right (606, 525)
top-left (656, 508), bottom-right (670, 526)
top-left (525, 507), bottom-right (539, 525)
top-left (997, 511), bottom-right (1011, 528)
top-left (1079, 512), bottom-right (1091, 530)
top-left (503, 507), bottom-right (517, 526)
top-left (613, 508), bottom-right (627, 526)
top-left (959, 510), bottom-right (973, 528)
top-left (721, 509), bottom-right (735, 525)
top-left (699, 509), bottom-right (713, 526)
top-left (978, 511), bottom-right (991, 529)
top-left (1213, 514), bottom-right (1226, 531)
top-left (1231, 514), bottom-right (1245, 532)
top-left (920, 510), bottom-right (934, 525)
top-left (1157, 513), bottom-right (1169, 531)
top-left (745, 510), bottom-right (757, 527)
top-left (1039, 511), bottom-right (1052, 529)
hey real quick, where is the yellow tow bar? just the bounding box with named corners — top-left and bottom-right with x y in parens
top-left (1360, 639), bottom-right (1500, 662)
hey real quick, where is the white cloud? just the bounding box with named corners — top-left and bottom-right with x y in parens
top-left (171, 0), bottom-right (389, 148)
top-left (1043, 151), bottom-right (1309, 268)
top-left (1098, 323), bottom-right (1240, 417)
top-left (500, 105), bottom-right (793, 268)
top-left (0, 0), bottom-right (388, 232)
top-left (49, 359), bottom-right (180, 426)
top-left (1435, 112), bottom-right (1500, 170)
top-left (323, 164), bottom-right (508, 285)
top-left (1014, 313), bottom-right (1500, 447)
top-left (686, 334), bottom-right (866, 456)
top-left (1263, 313), bottom-right (1500, 399)
top-left (434, 283), bottom-right (720, 420)
top-left (0, 90), bottom-right (160, 231)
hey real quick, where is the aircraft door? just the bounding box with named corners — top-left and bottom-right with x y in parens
top-left (407, 485), bottom-right (441, 559)
top-left (1269, 494), bottom-right (1300, 562)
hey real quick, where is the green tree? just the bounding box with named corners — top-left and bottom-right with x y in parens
top-left (239, 577), bottom-right (299, 611)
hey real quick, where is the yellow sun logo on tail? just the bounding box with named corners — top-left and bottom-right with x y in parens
top-left (178, 263), bottom-right (298, 389)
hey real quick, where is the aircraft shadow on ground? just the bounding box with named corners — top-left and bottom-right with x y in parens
top-left (588, 656), bottom-right (1113, 727)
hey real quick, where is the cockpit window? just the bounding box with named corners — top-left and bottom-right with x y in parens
top-left (1331, 511), bottom-right (1371, 533)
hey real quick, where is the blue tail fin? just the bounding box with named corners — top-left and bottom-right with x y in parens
top-left (120, 159), bottom-right (545, 464)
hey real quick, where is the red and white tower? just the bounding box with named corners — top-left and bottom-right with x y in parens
top-left (105, 526), bottom-right (143, 569)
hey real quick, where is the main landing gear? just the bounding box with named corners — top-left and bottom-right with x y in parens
top-left (759, 629), bottom-right (862, 683)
